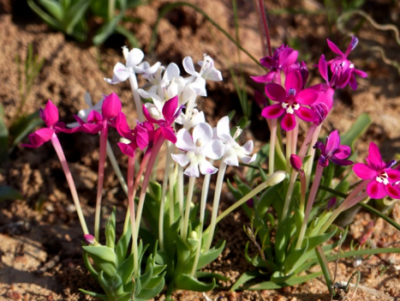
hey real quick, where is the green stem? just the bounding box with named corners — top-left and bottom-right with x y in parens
top-left (106, 140), bottom-right (128, 197)
top-left (182, 176), bottom-right (196, 240)
top-left (267, 119), bottom-right (277, 175)
top-left (127, 156), bottom-right (139, 277)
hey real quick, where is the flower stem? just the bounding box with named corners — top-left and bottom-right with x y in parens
top-left (282, 170), bottom-right (298, 221)
top-left (177, 165), bottom-right (185, 231)
top-left (182, 176), bottom-right (196, 240)
top-left (204, 162), bottom-right (227, 252)
top-left (136, 136), bottom-right (165, 235)
top-left (267, 119), bottom-right (277, 176)
top-left (106, 140), bottom-right (128, 197)
top-left (191, 162), bottom-right (213, 276)
top-left (296, 163), bottom-right (324, 249)
top-left (94, 120), bottom-right (108, 241)
top-left (127, 156), bottom-right (139, 277)
top-left (298, 124), bottom-right (317, 159)
top-left (51, 134), bottom-right (88, 234)
top-left (305, 124), bottom-right (322, 188)
top-left (257, 0), bottom-right (272, 56)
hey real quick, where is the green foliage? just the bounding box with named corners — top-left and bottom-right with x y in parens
top-left (81, 208), bottom-right (166, 301)
top-left (27, 0), bottom-right (144, 46)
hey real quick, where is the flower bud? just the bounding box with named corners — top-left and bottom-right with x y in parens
top-left (84, 234), bottom-right (96, 245)
top-left (190, 231), bottom-right (198, 240)
top-left (290, 154), bottom-right (303, 171)
top-left (327, 197), bottom-right (337, 210)
top-left (266, 170), bottom-right (286, 187)
top-left (102, 92), bottom-right (122, 119)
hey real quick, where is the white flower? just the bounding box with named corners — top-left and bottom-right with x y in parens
top-left (67, 92), bottom-right (103, 128)
top-left (175, 109), bottom-right (205, 130)
top-left (216, 116), bottom-right (257, 166)
top-left (104, 48), bottom-right (159, 84)
top-left (172, 123), bottom-right (224, 177)
top-left (183, 54), bottom-right (222, 96)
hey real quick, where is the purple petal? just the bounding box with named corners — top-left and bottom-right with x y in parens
top-left (162, 96), bottom-right (179, 125)
top-left (161, 126), bottom-right (177, 144)
top-left (118, 142), bottom-right (136, 158)
top-left (296, 89), bottom-right (318, 105)
top-left (290, 154), bottom-right (303, 171)
top-left (330, 158), bottom-right (353, 166)
top-left (354, 69), bottom-right (368, 78)
top-left (327, 39), bottom-right (344, 56)
top-left (251, 72), bottom-right (278, 84)
top-left (142, 105), bottom-right (159, 124)
top-left (318, 55), bottom-right (328, 83)
top-left (344, 36), bottom-right (358, 57)
top-left (81, 123), bottom-right (102, 134)
top-left (281, 113), bottom-right (296, 131)
top-left (296, 107), bottom-right (317, 123)
top-left (367, 142), bottom-right (384, 170)
top-left (326, 130), bottom-right (340, 154)
top-left (335, 145), bottom-right (351, 159)
top-left (41, 101), bottom-right (59, 127)
top-left (87, 110), bottom-right (103, 123)
top-left (261, 104), bottom-right (285, 119)
top-left (102, 92), bottom-right (122, 119)
top-left (281, 49), bottom-right (298, 67)
top-left (349, 74), bottom-right (358, 90)
top-left (353, 163), bottom-right (377, 179)
top-left (254, 90), bottom-right (268, 108)
top-left (284, 70), bottom-right (302, 94)
top-left (265, 83), bottom-right (286, 102)
top-left (386, 169), bottom-right (400, 183)
top-left (336, 68), bottom-right (352, 88)
top-left (367, 181), bottom-right (387, 199)
top-left (386, 184), bottom-right (400, 199)
top-left (22, 128), bottom-right (54, 148)
top-left (114, 111), bottom-right (131, 138)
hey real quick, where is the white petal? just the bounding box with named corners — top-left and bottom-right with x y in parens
top-left (113, 62), bottom-right (131, 82)
top-left (193, 123), bottom-right (213, 147)
top-left (242, 140), bottom-right (254, 155)
top-left (217, 116), bottom-right (232, 141)
top-left (164, 63), bottom-right (180, 81)
top-left (204, 68), bottom-right (223, 81)
top-left (126, 48), bottom-right (144, 67)
top-left (67, 121), bottom-right (80, 128)
top-left (176, 129), bottom-right (195, 151)
top-left (180, 84), bottom-right (196, 105)
top-left (174, 112), bottom-right (186, 125)
top-left (171, 154), bottom-right (190, 167)
top-left (184, 162), bottom-right (200, 177)
top-left (104, 74), bottom-right (122, 84)
top-left (191, 110), bottom-right (205, 126)
top-left (199, 160), bottom-right (218, 175)
top-left (224, 154), bottom-right (239, 166)
top-left (190, 77), bottom-right (207, 96)
top-left (84, 92), bottom-right (93, 107)
top-left (183, 56), bottom-right (198, 76)
top-left (135, 61), bottom-right (161, 75)
top-left (77, 108), bottom-right (91, 121)
top-left (239, 154), bottom-right (257, 164)
top-left (204, 139), bottom-right (224, 160)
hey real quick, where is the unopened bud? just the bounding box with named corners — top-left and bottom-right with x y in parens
top-left (190, 231), bottom-right (198, 240)
top-left (327, 197), bottom-right (337, 210)
top-left (84, 234), bottom-right (96, 245)
top-left (290, 154), bottom-right (303, 171)
top-left (266, 170), bottom-right (286, 186)
top-left (233, 127), bottom-right (242, 140)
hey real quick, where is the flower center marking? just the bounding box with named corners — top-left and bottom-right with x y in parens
top-left (376, 172), bottom-right (389, 185)
top-left (282, 102), bottom-right (300, 114)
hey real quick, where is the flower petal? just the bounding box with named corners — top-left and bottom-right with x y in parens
top-left (102, 92), bottom-right (122, 119)
top-left (204, 139), bottom-right (224, 160)
top-left (216, 116), bottom-right (231, 141)
top-left (335, 145), bottom-right (351, 159)
top-left (261, 104), bottom-right (284, 119)
top-left (113, 62), bottom-right (131, 82)
top-left (353, 163), bottom-right (376, 179)
top-left (327, 39), bottom-right (344, 56)
top-left (161, 126), bottom-right (177, 144)
top-left (326, 130), bottom-right (340, 155)
top-left (296, 89), bottom-right (318, 105)
top-left (242, 140), bottom-right (254, 155)
top-left (296, 106), bottom-right (317, 123)
top-left (41, 101), bottom-right (59, 127)
top-left (199, 159), bottom-right (218, 175)
top-left (239, 153), bottom-right (257, 164)
top-left (126, 48), bottom-right (144, 67)
top-left (281, 113), bottom-right (296, 131)
top-left (224, 154), bottom-right (239, 166)
top-left (284, 70), bottom-right (302, 94)
top-left (184, 162), bottom-right (200, 177)
top-left (367, 181), bottom-right (387, 199)
top-left (171, 153), bottom-right (190, 167)
top-left (386, 184), bottom-right (400, 199)
top-left (175, 128), bottom-right (195, 151)
top-left (344, 36), bottom-right (358, 57)
top-left (183, 56), bottom-right (197, 76)
top-left (386, 169), bottom-right (400, 183)
top-left (193, 123), bottom-right (213, 147)
top-left (318, 55), bottom-right (328, 83)
top-left (22, 128), bottom-right (54, 148)
top-left (354, 69), bottom-right (368, 78)
top-left (162, 96), bottom-right (179, 124)
top-left (367, 142), bottom-right (384, 170)
top-left (118, 142), bottom-right (136, 158)
top-left (265, 83), bottom-right (286, 102)
top-left (164, 63), bottom-right (180, 81)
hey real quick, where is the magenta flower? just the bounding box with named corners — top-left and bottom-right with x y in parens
top-left (326, 36), bottom-right (367, 90)
top-left (314, 130), bottom-right (353, 167)
top-left (261, 71), bottom-right (318, 131)
top-left (353, 142), bottom-right (400, 199)
top-left (251, 45), bottom-right (298, 85)
top-left (22, 101), bottom-right (66, 148)
top-left (142, 96), bottom-right (182, 144)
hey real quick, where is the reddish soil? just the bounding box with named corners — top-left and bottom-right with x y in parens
top-left (1, 0), bottom-right (400, 300)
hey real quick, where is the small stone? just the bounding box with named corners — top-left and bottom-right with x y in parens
top-left (6, 291), bottom-right (22, 300)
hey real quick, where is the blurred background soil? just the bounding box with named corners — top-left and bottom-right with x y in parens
top-left (1, 0), bottom-right (400, 300)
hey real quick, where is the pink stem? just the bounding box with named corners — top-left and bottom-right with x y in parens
top-left (51, 134), bottom-right (89, 234)
top-left (298, 124), bottom-right (317, 160)
top-left (258, 0), bottom-right (272, 56)
top-left (127, 155), bottom-right (139, 276)
top-left (135, 135), bottom-right (165, 235)
top-left (304, 163), bottom-right (324, 222)
top-left (94, 120), bottom-right (108, 241)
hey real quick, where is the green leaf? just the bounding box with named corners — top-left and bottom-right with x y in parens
top-left (10, 111), bottom-right (43, 148)
top-left (105, 207), bottom-right (116, 249)
top-left (0, 186), bottom-right (23, 201)
top-left (315, 246), bottom-right (334, 296)
top-left (148, 180), bottom-right (162, 201)
top-left (115, 222), bottom-right (132, 266)
top-left (118, 253), bottom-right (134, 285)
top-left (27, 0), bottom-right (63, 30)
top-left (0, 98), bottom-right (9, 163)
top-left (65, 0), bottom-right (90, 35)
top-left (115, 25), bottom-right (140, 48)
top-left (78, 289), bottom-right (108, 301)
top-left (247, 271), bottom-right (322, 290)
top-left (284, 239), bottom-right (308, 274)
top-left (136, 275), bottom-right (165, 300)
top-left (196, 271), bottom-right (230, 281)
top-left (340, 113), bottom-right (371, 149)
top-left (230, 270), bottom-right (260, 291)
top-left (197, 240), bottom-right (225, 270)
top-left (38, 0), bottom-right (63, 21)
top-left (139, 255), bottom-right (154, 288)
top-left (83, 245), bottom-right (117, 277)
top-left (174, 274), bottom-right (216, 291)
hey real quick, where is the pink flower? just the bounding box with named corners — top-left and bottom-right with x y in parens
top-left (22, 101), bottom-right (67, 148)
top-left (142, 96), bottom-right (183, 144)
top-left (353, 142), bottom-right (400, 199)
top-left (251, 45), bottom-right (298, 85)
top-left (325, 36), bottom-right (367, 90)
top-left (314, 130), bottom-right (352, 167)
top-left (261, 71), bottom-right (318, 131)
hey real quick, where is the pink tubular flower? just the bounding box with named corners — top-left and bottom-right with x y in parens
top-left (314, 130), bottom-right (353, 167)
top-left (142, 96), bottom-right (182, 144)
top-left (326, 36), bottom-right (367, 90)
top-left (22, 101), bottom-right (66, 148)
top-left (251, 45), bottom-right (298, 85)
top-left (353, 142), bottom-right (400, 199)
top-left (261, 71), bottom-right (318, 131)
